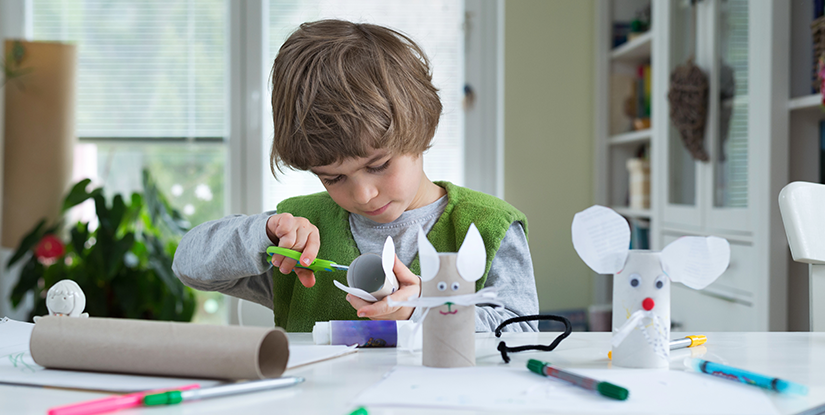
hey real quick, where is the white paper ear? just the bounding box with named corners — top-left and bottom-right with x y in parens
top-left (661, 236), bottom-right (730, 290)
top-left (456, 223), bottom-right (486, 282)
top-left (571, 205), bottom-right (631, 274)
top-left (382, 236), bottom-right (395, 281)
top-left (418, 226), bottom-right (439, 281)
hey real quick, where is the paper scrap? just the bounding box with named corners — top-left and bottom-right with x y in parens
top-left (334, 280), bottom-right (378, 302)
top-left (353, 366), bottom-right (780, 415)
top-left (660, 236), bottom-right (730, 289)
top-left (571, 205), bottom-right (631, 274)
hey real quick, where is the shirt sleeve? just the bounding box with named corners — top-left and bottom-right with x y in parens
top-left (475, 221), bottom-right (540, 332)
top-left (172, 210), bottom-right (278, 310)
top-left (407, 221), bottom-right (540, 332)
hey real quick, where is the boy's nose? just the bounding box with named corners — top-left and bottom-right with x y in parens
top-left (352, 182), bottom-right (378, 204)
top-left (642, 297), bottom-right (655, 311)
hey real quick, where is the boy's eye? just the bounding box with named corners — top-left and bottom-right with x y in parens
top-left (366, 159), bottom-right (391, 173)
top-left (321, 175), bottom-right (344, 185)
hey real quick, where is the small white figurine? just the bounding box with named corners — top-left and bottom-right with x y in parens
top-left (571, 205), bottom-right (730, 368)
top-left (34, 279), bottom-right (89, 322)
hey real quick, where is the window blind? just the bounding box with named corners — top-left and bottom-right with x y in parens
top-left (32, 0), bottom-right (227, 139)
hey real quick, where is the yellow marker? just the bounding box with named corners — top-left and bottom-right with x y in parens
top-left (608, 335), bottom-right (707, 359)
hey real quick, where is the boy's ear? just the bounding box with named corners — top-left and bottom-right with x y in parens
top-left (660, 236), bottom-right (730, 290)
top-left (382, 236), bottom-right (395, 279)
top-left (571, 205), bottom-right (631, 274)
top-left (456, 223), bottom-right (486, 282)
top-left (418, 226), bottom-right (439, 281)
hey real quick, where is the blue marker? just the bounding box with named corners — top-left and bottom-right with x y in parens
top-left (684, 358), bottom-right (808, 395)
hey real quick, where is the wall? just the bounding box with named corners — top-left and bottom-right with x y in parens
top-left (504, 0), bottom-right (595, 313)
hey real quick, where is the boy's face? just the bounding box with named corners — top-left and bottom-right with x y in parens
top-left (311, 149), bottom-right (430, 223)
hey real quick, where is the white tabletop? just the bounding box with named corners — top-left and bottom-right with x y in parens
top-left (2, 331), bottom-right (825, 415)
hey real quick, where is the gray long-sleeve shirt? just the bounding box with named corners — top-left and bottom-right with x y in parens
top-left (173, 195), bottom-right (539, 332)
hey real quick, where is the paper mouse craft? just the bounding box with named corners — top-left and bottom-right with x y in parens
top-left (388, 223), bottom-right (503, 368)
top-left (334, 236), bottom-right (399, 302)
top-left (34, 279), bottom-right (89, 322)
top-left (571, 205), bottom-right (730, 368)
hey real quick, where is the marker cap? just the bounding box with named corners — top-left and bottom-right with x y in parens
top-left (143, 391), bottom-right (183, 406)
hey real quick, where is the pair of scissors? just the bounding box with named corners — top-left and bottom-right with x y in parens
top-left (266, 246), bottom-right (349, 273)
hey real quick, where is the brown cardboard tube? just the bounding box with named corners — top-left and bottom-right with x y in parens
top-left (30, 317), bottom-right (289, 380)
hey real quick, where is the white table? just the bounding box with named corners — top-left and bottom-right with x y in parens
top-left (2, 332), bottom-right (825, 414)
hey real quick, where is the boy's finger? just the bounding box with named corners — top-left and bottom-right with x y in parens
top-left (355, 298), bottom-right (396, 318)
top-left (346, 294), bottom-right (373, 312)
top-left (270, 254), bottom-right (285, 267)
top-left (393, 256), bottom-right (421, 286)
top-left (279, 257), bottom-right (298, 275)
top-left (299, 230), bottom-right (321, 267)
top-left (295, 269), bottom-right (316, 288)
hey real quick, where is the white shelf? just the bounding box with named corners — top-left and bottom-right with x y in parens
top-left (788, 94), bottom-right (822, 112)
top-left (610, 31), bottom-right (652, 62)
top-left (611, 206), bottom-right (653, 219)
top-left (608, 129), bottom-right (652, 145)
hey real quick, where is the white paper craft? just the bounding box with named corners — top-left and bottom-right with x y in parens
top-left (387, 224), bottom-right (501, 368)
top-left (334, 235), bottom-right (399, 302)
top-left (571, 205), bottom-right (730, 368)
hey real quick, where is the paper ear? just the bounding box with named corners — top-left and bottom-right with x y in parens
top-left (456, 223), bottom-right (486, 282)
top-left (382, 236), bottom-right (395, 281)
top-left (660, 236), bottom-right (730, 290)
top-left (418, 226), bottom-right (439, 281)
top-left (571, 205), bottom-right (631, 274)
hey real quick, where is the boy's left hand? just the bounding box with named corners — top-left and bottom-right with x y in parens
top-left (346, 256), bottom-right (420, 320)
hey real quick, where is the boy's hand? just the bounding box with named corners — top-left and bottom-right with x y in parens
top-left (346, 256), bottom-right (421, 321)
top-left (266, 213), bottom-right (320, 288)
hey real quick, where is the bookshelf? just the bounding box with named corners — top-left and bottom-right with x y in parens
top-left (595, 0), bottom-right (792, 331)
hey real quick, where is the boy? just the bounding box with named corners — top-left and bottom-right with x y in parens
top-left (173, 19), bottom-right (538, 332)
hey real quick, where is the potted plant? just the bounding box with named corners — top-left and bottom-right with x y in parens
top-left (8, 170), bottom-right (196, 321)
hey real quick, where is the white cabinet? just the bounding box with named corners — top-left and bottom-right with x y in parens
top-left (595, 0), bottom-right (790, 330)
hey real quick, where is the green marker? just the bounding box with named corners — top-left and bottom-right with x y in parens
top-left (267, 246), bottom-right (349, 272)
top-left (527, 359), bottom-right (629, 401)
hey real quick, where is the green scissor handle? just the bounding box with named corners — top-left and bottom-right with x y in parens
top-left (266, 246), bottom-right (349, 273)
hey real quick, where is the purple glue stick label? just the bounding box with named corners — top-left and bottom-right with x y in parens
top-left (329, 320), bottom-right (398, 347)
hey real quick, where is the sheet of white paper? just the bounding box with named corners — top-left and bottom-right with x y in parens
top-left (661, 236), bottom-right (730, 289)
top-left (334, 280), bottom-right (378, 302)
top-left (287, 344), bottom-right (357, 369)
top-left (571, 205), bottom-right (630, 274)
top-left (0, 318), bottom-right (354, 392)
top-left (354, 366), bottom-right (780, 415)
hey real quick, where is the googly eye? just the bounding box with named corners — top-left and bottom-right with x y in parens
top-left (451, 282), bottom-right (460, 291)
top-left (437, 281), bottom-right (447, 291)
top-left (629, 273), bottom-right (641, 288)
top-left (655, 274), bottom-right (667, 290)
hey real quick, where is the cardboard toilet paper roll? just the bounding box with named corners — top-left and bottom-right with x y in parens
top-left (30, 317), bottom-right (289, 380)
top-left (422, 255), bottom-right (476, 368)
top-left (334, 236), bottom-right (399, 302)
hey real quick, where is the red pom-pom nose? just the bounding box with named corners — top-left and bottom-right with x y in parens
top-left (642, 297), bottom-right (655, 311)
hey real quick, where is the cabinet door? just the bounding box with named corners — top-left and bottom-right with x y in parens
top-left (706, 0), bottom-right (751, 232)
top-left (662, 0), bottom-right (701, 229)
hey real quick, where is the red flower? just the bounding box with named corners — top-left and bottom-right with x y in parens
top-left (35, 234), bottom-right (65, 260)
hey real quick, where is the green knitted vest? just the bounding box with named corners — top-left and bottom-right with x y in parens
top-left (272, 181), bottom-right (528, 332)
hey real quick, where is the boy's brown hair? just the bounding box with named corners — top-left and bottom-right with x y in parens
top-left (270, 19), bottom-right (442, 174)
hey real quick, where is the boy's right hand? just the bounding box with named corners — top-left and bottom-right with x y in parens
top-left (266, 213), bottom-right (320, 288)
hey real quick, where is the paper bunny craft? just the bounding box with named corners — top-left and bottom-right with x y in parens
top-left (571, 205), bottom-right (730, 368)
top-left (387, 223), bottom-right (503, 368)
top-left (34, 279), bottom-right (89, 322)
top-left (334, 236), bottom-right (399, 302)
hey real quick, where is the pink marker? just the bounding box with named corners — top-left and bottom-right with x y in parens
top-left (47, 383), bottom-right (200, 415)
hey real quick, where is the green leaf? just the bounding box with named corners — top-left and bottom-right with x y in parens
top-left (61, 179), bottom-right (94, 212)
top-left (10, 257), bottom-right (42, 308)
top-left (7, 219), bottom-right (50, 268)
